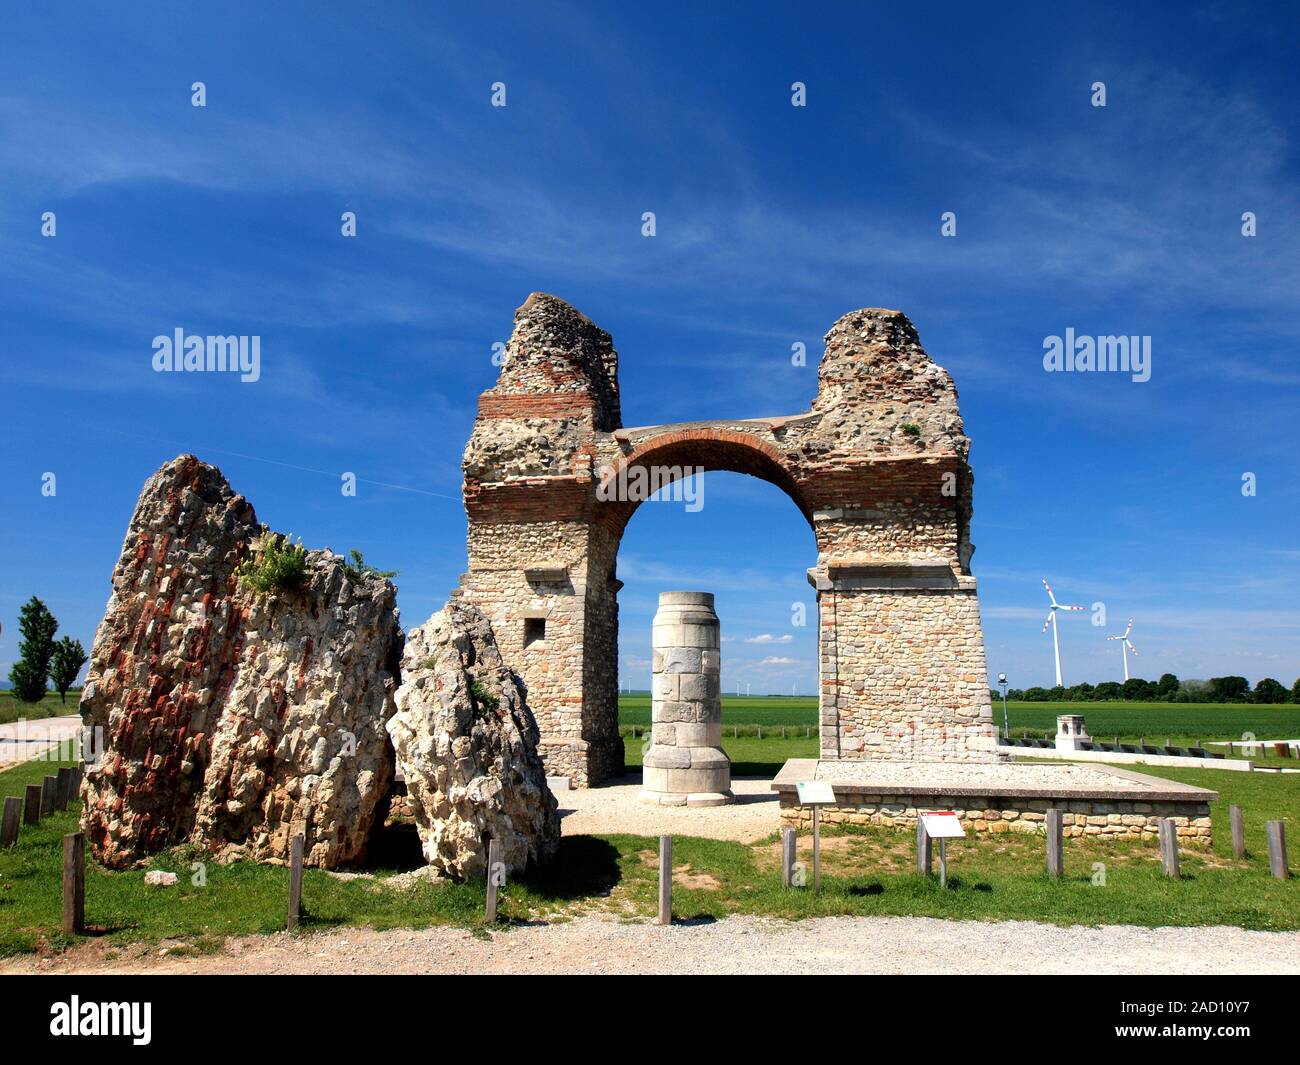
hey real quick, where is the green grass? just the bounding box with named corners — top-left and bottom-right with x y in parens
top-left (619, 697), bottom-right (1300, 765)
top-left (2, 748), bottom-right (1297, 956)
top-left (0, 691), bottom-right (80, 725)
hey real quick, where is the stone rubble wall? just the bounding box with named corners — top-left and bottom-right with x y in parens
top-left (388, 599), bottom-right (560, 880)
top-left (461, 293), bottom-right (998, 784)
top-left (79, 455), bottom-right (400, 869)
top-left (779, 795), bottom-right (1214, 845)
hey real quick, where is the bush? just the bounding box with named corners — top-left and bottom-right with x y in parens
top-left (237, 533), bottom-right (311, 597)
top-left (342, 549), bottom-right (397, 584)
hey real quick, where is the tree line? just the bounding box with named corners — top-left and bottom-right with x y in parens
top-left (991, 674), bottom-right (1299, 704)
top-left (5, 596), bottom-right (88, 704)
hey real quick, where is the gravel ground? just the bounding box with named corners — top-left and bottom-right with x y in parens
top-left (556, 773), bottom-right (780, 841)
top-left (6, 914), bottom-right (1298, 975)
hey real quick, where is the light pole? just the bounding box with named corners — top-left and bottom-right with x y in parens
top-left (998, 673), bottom-right (1009, 739)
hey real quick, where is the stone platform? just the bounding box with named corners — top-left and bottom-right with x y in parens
top-left (772, 759), bottom-right (1218, 845)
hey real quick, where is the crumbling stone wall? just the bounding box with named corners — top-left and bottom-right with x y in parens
top-left (80, 455), bottom-right (401, 869)
top-left (460, 294), bottom-right (999, 785)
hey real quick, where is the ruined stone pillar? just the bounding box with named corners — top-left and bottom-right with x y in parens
top-left (640, 592), bottom-right (733, 807)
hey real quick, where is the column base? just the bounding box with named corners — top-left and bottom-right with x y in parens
top-left (638, 790), bottom-right (735, 808)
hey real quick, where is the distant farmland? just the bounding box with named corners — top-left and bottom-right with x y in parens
top-left (616, 695), bottom-right (1300, 742)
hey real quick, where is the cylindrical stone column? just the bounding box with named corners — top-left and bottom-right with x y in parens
top-left (640, 591), bottom-right (733, 807)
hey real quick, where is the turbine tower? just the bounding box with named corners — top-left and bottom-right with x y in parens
top-left (1107, 618), bottom-right (1140, 681)
top-left (1041, 578), bottom-right (1084, 687)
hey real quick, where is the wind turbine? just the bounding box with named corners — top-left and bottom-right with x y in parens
top-left (1041, 578), bottom-right (1084, 687)
top-left (1107, 618), bottom-right (1139, 681)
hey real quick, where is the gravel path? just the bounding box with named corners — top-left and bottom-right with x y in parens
top-left (6, 914), bottom-right (1297, 975)
top-left (557, 774), bottom-right (779, 841)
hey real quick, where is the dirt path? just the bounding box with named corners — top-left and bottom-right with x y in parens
top-left (6, 914), bottom-right (1297, 975)
top-left (557, 774), bottom-right (780, 841)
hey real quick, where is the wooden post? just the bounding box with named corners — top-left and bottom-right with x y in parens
top-left (485, 838), bottom-right (502, 923)
top-left (1230, 805), bottom-right (1245, 859)
top-left (55, 767), bottom-right (72, 811)
top-left (1158, 818), bottom-right (1180, 878)
top-left (916, 818), bottom-right (932, 875)
top-left (286, 833), bottom-right (304, 930)
top-left (657, 835), bottom-right (672, 925)
top-left (811, 805), bottom-right (821, 892)
top-left (24, 785), bottom-right (41, 825)
top-left (62, 832), bottom-right (85, 934)
top-left (0, 797), bottom-right (20, 846)
top-left (1046, 808), bottom-right (1063, 878)
top-left (41, 776), bottom-right (57, 817)
top-left (1266, 820), bottom-right (1289, 880)
top-left (780, 826), bottom-right (796, 888)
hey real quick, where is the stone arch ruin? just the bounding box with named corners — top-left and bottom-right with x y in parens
top-left (460, 293), bottom-right (1000, 787)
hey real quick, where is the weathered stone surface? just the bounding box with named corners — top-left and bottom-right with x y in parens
top-left (388, 599), bottom-right (559, 880)
top-left (79, 455), bottom-right (400, 870)
top-left (459, 293), bottom-right (1000, 785)
top-left (642, 592), bottom-right (732, 806)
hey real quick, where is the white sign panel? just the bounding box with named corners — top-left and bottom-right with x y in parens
top-left (920, 811), bottom-right (966, 839)
top-left (796, 780), bottom-right (835, 806)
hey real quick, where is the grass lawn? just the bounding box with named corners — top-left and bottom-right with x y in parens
top-left (0, 691), bottom-right (80, 725)
top-left (2, 745), bottom-right (1297, 957)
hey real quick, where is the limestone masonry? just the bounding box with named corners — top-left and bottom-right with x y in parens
top-left (641, 592), bottom-right (732, 806)
top-left (460, 293), bottom-right (1000, 785)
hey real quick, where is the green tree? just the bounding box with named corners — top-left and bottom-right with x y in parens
top-left (8, 596), bottom-right (59, 703)
top-left (1291, 678), bottom-right (1300, 704)
top-left (1156, 672), bottom-right (1179, 699)
top-left (49, 637), bottom-right (88, 705)
top-left (1092, 681), bottom-right (1122, 701)
top-left (1207, 676), bottom-right (1250, 703)
top-left (1251, 677), bottom-right (1287, 704)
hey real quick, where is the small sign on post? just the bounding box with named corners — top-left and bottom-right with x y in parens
top-left (919, 811), bottom-right (965, 889)
top-left (796, 780), bottom-right (835, 893)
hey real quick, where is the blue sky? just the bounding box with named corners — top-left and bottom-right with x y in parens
top-left (1, 2), bottom-right (1297, 693)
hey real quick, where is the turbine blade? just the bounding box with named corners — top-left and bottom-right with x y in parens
top-left (1042, 578), bottom-right (1057, 605)
top-left (1042, 612), bottom-right (1054, 633)
top-left (1059, 604), bottom-right (1085, 612)
top-left (1127, 641), bottom-right (1139, 655)
top-left (1123, 619), bottom-right (1133, 638)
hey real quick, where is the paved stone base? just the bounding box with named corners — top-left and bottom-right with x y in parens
top-left (773, 759), bottom-right (1218, 846)
top-left (639, 790), bottom-right (735, 808)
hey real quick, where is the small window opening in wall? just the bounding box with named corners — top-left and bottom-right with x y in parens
top-left (524, 617), bottom-right (546, 648)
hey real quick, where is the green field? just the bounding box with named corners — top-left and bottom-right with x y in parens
top-left (619, 695), bottom-right (1300, 744)
top-left (2, 748), bottom-right (1296, 956)
top-left (0, 691), bottom-right (80, 725)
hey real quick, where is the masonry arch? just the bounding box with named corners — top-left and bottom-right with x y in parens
top-left (459, 293), bottom-right (1000, 787)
